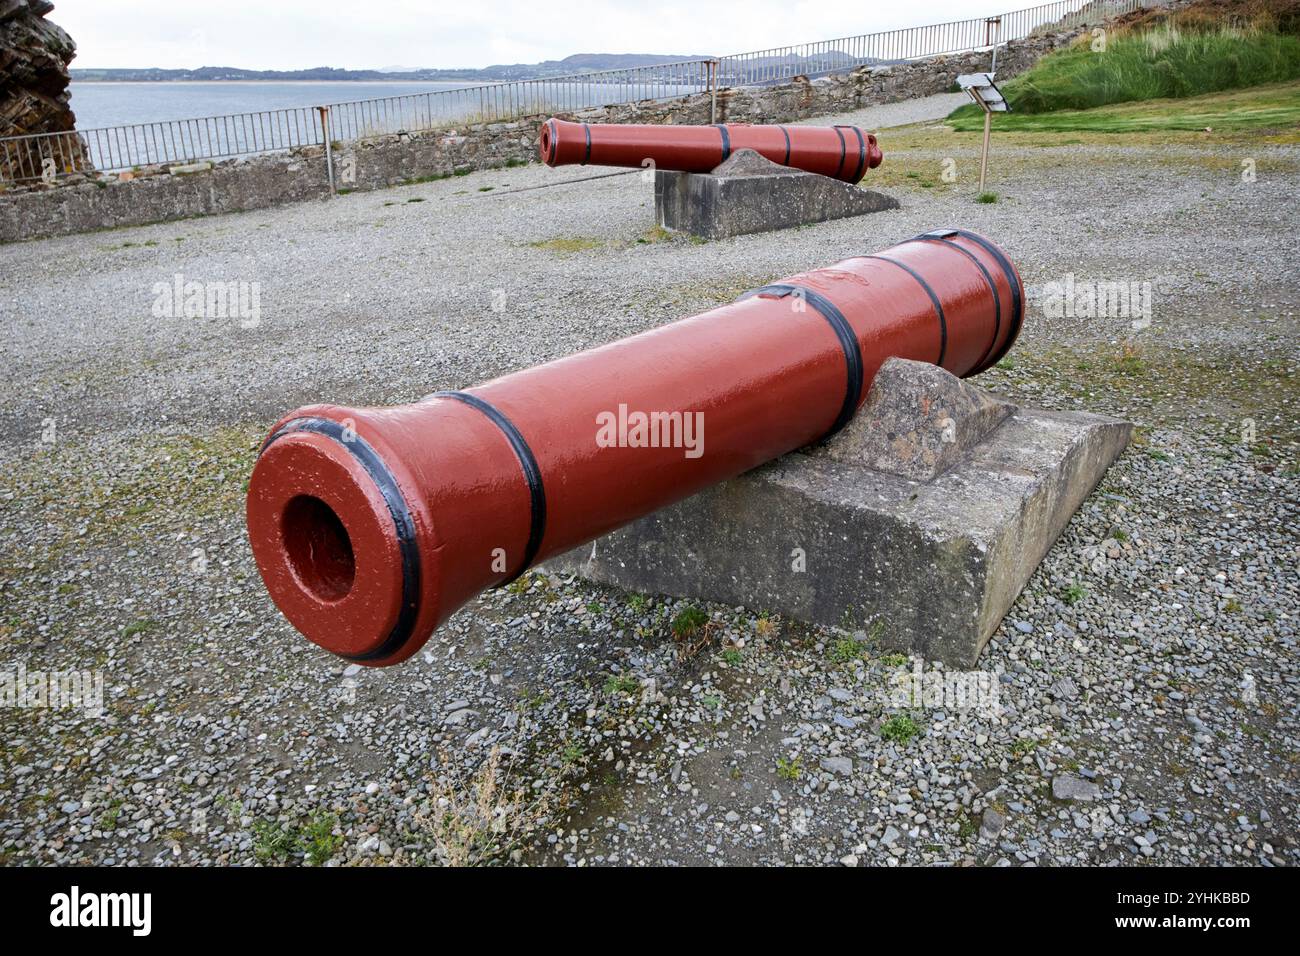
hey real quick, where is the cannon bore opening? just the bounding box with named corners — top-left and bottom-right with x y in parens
top-left (281, 494), bottom-right (356, 602)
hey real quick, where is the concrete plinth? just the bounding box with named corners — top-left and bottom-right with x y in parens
top-left (654, 148), bottom-right (900, 240)
top-left (547, 359), bottom-right (1132, 667)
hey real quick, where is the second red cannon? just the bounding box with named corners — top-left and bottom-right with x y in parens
top-left (539, 117), bottom-right (883, 184)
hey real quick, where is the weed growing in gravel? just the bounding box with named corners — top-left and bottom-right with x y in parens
top-left (99, 799), bottom-right (124, 831)
top-left (251, 819), bottom-right (299, 863)
top-left (627, 593), bottom-right (648, 614)
top-left (528, 236), bottom-right (603, 254)
top-left (505, 573), bottom-right (536, 595)
top-left (561, 740), bottom-right (587, 766)
top-left (299, 810), bottom-right (343, 866)
top-left (122, 618), bottom-right (154, 637)
top-left (776, 757), bottom-right (803, 781)
top-left (880, 714), bottom-right (921, 744)
top-left (402, 172), bottom-right (453, 185)
top-left (638, 225), bottom-right (673, 244)
top-left (829, 636), bottom-right (869, 665)
top-left (671, 606), bottom-right (709, 639)
top-left (1062, 582), bottom-right (1088, 605)
top-left (1011, 736), bottom-right (1046, 758)
top-left (956, 813), bottom-right (978, 841)
top-left (880, 652), bottom-right (909, 667)
top-left (976, 191), bottom-right (999, 203)
top-left (720, 648), bottom-right (743, 666)
top-left (603, 674), bottom-right (639, 695)
top-left (415, 747), bottom-right (552, 867)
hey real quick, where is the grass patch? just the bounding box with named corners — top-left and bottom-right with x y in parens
top-left (402, 171), bottom-right (453, 185)
top-left (880, 714), bottom-right (920, 745)
top-left (251, 819), bottom-right (299, 863)
top-left (122, 618), bottom-right (155, 637)
top-left (952, 79), bottom-right (1300, 133)
top-left (528, 236), bottom-right (604, 254)
top-left (671, 605), bottom-right (709, 639)
top-left (637, 225), bottom-right (674, 244)
top-left (299, 810), bottom-right (343, 866)
top-left (603, 673), bottom-right (640, 695)
top-left (952, 23), bottom-right (1300, 122)
top-left (976, 191), bottom-right (999, 203)
top-left (829, 635), bottom-right (869, 664)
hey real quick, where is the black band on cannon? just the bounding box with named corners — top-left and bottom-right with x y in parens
top-left (737, 283), bottom-right (864, 439)
top-left (832, 126), bottom-right (847, 180)
top-left (861, 255), bottom-right (948, 367)
top-left (435, 390), bottom-right (547, 584)
top-left (545, 119), bottom-right (559, 165)
top-left (715, 124), bottom-right (731, 162)
top-left (841, 126), bottom-right (866, 182)
top-left (260, 417), bottom-right (422, 662)
top-left (905, 234), bottom-right (1002, 373)
top-left (948, 229), bottom-right (1023, 373)
top-left (779, 125), bottom-right (791, 166)
top-left (581, 123), bottom-right (592, 165)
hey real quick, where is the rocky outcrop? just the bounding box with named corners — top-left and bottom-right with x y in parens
top-left (1, 0), bottom-right (88, 182)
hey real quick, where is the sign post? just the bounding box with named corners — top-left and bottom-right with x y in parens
top-left (956, 73), bottom-right (1009, 195)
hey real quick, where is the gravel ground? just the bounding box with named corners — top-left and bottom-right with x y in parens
top-left (801, 90), bottom-right (970, 129)
top-left (0, 102), bottom-right (1296, 867)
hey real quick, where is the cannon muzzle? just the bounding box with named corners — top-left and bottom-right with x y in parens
top-left (247, 230), bottom-right (1022, 666)
top-left (539, 117), bottom-right (883, 183)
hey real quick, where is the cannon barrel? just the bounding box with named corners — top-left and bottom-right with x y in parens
top-left (247, 230), bottom-right (1022, 666)
top-left (538, 117), bottom-right (883, 183)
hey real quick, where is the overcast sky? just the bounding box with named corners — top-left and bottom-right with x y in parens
top-left (53, 0), bottom-right (1003, 70)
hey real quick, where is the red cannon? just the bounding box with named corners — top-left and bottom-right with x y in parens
top-left (247, 230), bottom-right (1022, 666)
top-left (539, 117), bottom-right (883, 183)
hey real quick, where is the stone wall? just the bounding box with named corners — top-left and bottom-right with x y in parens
top-left (0, 29), bottom-right (1080, 243)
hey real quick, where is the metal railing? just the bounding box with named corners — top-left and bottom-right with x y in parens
top-left (713, 0), bottom-right (1149, 87)
top-left (0, 105), bottom-right (324, 183)
top-left (0, 0), bottom-right (1152, 185)
top-left (320, 59), bottom-right (714, 143)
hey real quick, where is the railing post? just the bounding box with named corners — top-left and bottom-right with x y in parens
top-left (317, 106), bottom-right (336, 196)
top-left (708, 60), bottom-right (719, 124)
top-left (979, 108), bottom-right (992, 194)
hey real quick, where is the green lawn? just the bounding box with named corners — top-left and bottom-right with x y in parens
top-left (947, 80), bottom-right (1300, 133)
top-left (951, 24), bottom-right (1300, 120)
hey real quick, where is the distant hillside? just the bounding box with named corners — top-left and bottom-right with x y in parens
top-left (70, 53), bottom-right (712, 83)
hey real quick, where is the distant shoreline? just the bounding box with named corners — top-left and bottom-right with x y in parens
top-left (72, 79), bottom-right (488, 86)
top-left (69, 54), bottom-right (707, 86)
